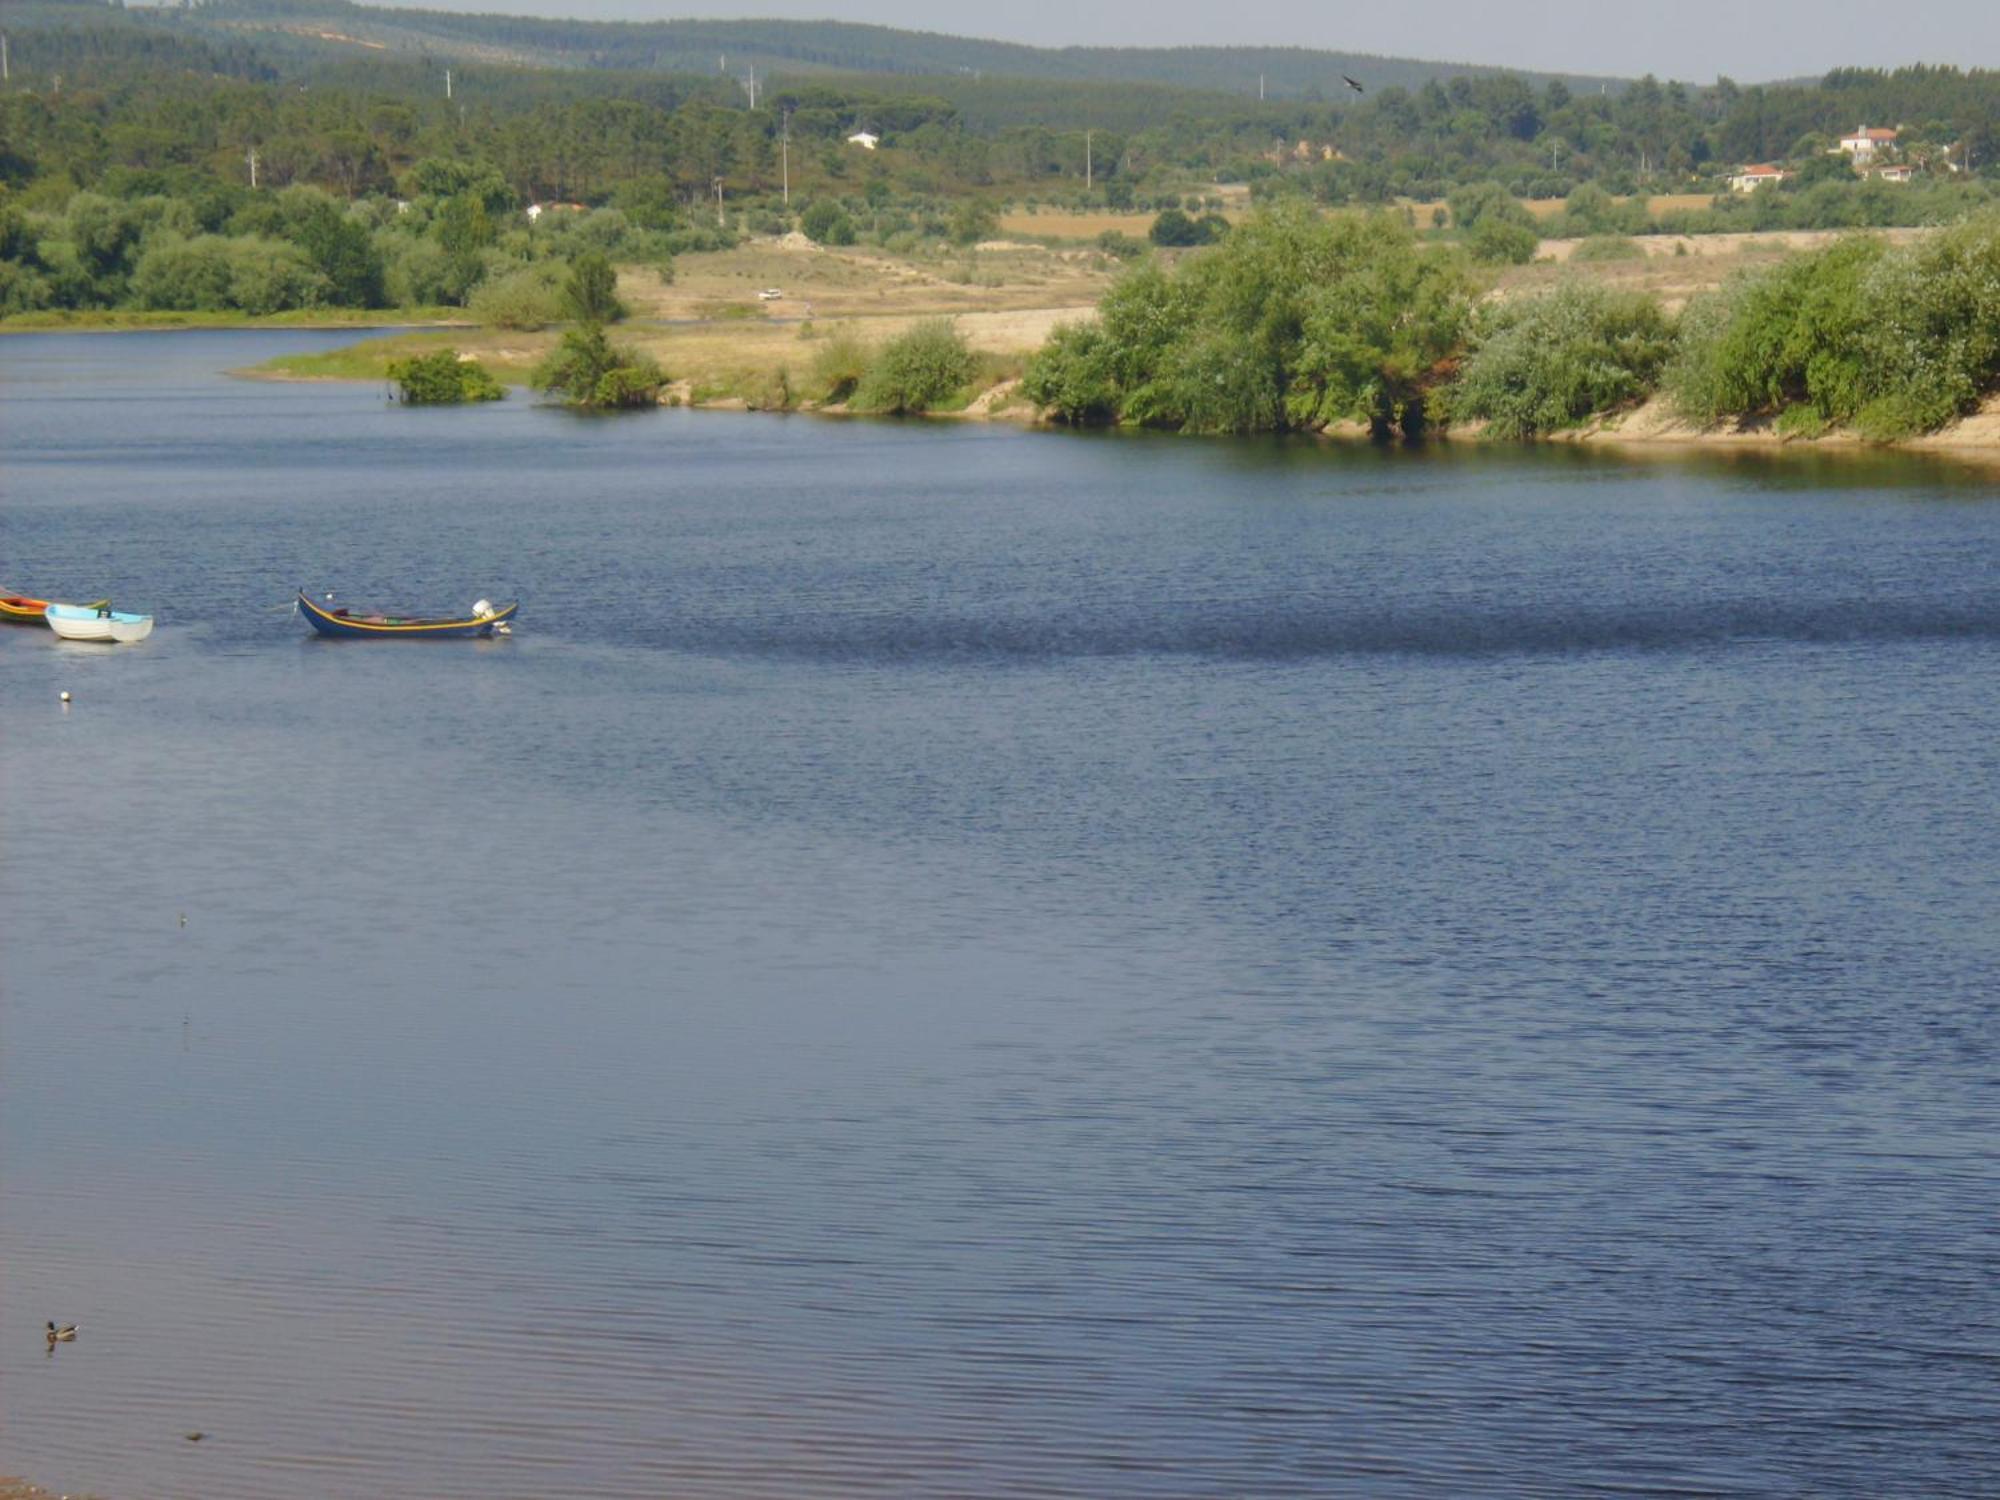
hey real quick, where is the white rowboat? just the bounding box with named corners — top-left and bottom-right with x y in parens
top-left (46, 602), bottom-right (154, 643)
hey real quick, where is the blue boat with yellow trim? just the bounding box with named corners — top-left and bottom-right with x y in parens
top-left (297, 590), bottom-right (517, 639)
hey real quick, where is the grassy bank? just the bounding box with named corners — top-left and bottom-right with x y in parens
top-left (0, 306), bottom-right (469, 334)
top-left (236, 225), bottom-right (2000, 453)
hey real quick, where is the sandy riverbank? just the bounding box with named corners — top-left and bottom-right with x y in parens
top-left (197, 230), bottom-right (1994, 458)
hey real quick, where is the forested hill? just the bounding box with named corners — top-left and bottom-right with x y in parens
top-left (122, 0), bottom-right (1631, 97)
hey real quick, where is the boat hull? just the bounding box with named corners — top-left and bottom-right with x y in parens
top-left (297, 591), bottom-right (517, 639)
top-left (2, 594), bottom-right (110, 625)
top-left (46, 603), bottom-right (153, 643)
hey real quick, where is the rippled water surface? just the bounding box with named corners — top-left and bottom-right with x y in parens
top-left (3, 331), bottom-right (1997, 1499)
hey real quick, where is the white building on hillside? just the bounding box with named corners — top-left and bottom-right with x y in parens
top-left (1729, 163), bottom-right (1789, 192)
top-left (846, 130), bottom-right (880, 150)
top-left (1836, 125), bottom-right (1898, 159)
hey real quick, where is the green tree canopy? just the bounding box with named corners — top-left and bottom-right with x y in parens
top-left (562, 250), bottom-right (626, 323)
top-left (1024, 203), bottom-right (1474, 436)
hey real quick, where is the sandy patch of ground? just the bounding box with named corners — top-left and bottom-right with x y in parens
top-left (621, 238), bottom-right (1118, 324)
top-left (1907, 392), bottom-right (2000, 452)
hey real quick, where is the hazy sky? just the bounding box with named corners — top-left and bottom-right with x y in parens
top-left (362, 0), bottom-right (2000, 83)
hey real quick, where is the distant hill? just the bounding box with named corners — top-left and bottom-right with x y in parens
top-left (164, 0), bottom-right (1632, 96)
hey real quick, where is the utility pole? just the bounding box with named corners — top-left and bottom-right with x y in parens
top-left (1085, 129), bottom-right (1093, 192)
top-left (744, 65), bottom-right (758, 110)
top-left (1259, 73), bottom-right (1265, 102)
top-left (444, 68), bottom-right (452, 101)
top-left (714, 177), bottom-right (725, 227)
top-left (781, 109), bottom-right (791, 206)
top-left (2, 33), bottom-right (11, 86)
top-left (246, 147), bottom-right (259, 188)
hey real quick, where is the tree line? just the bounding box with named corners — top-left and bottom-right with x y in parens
top-left (1021, 203), bottom-right (2000, 444)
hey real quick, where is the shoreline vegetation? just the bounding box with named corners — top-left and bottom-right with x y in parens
top-left (212, 209), bottom-right (2000, 457)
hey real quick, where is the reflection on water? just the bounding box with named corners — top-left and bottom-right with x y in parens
top-left (2, 331), bottom-right (1997, 1498)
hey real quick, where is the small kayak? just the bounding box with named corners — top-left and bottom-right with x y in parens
top-left (46, 602), bottom-right (154, 643)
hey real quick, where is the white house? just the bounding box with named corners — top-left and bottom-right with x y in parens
top-left (1875, 163), bottom-right (1915, 183)
top-left (1836, 125), bottom-right (1898, 160)
top-left (1729, 163), bottom-right (1789, 192)
top-left (846, 130), bottom-right (880, 150)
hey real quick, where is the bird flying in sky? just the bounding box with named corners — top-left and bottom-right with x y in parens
top-left (1343, 75), bottom-right (1365, 94)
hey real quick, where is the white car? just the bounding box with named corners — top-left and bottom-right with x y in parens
top-left (757, 288), bottom-right (784, 301)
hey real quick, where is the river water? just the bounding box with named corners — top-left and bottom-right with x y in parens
top-left (2, 331), bottom-right (1996, 1499)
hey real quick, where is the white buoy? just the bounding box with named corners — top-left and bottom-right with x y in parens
top-left (59, 690), bottom-right (71, 703)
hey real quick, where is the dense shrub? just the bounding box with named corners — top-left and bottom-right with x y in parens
top-left (533, 322), bottom-right (664, 409)
top-left (561, 250), bottom-right (626, 323)
top-left (1449, 181), bottom-right (1542, 265)
top-left (1666, 234), bottom-right (1886, 429)
top-left (1550, 183), bottom-right (1651, 239)
top-left (389, 349), bottom-right (506, 404)
top-left (1023, 204), bottom-right (1474, 436)
top-left (1570, 235), bottom-right (1644, 262)
top-left (468, 263), bottom-right (565, 329)
top-left (948, 199), bottom-right (999, 246)
top-left (801, 200), bottom-right (856, 246)
top-left (1020, 320), bottom-right (1120, 424)
top-left (1447, 280), bottom-right (1678, 437)
top-left (1848, 211), bottom-right (2000, 438)
top-left (377, 234), bottom-right (456, 307)
top-left (1667, 212), bottom-right (2000, 439)
top-left (808, 325), bottom-right (873, 403)
top-left (1148, 208), bottom-right (1210, 246)
top-left (128, 234), bottom-right (235, 310)
top-left (589, 363), bottom-right (667, 409)
top-left (853, 317), bottom-right (975, 414)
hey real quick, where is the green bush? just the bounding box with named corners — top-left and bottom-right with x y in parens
top-left (1666, 213), bottom-right (2000, 439)
top-left (1148, 208), bottom-right (1202, 246)
top-left (853, 317), bottom-right (975, 414)
top-left (533, 322), bottom-right (664, 409)
top-left (378, 234), bottom-right (455, 307)
top-left (1026, 204), bottom-right (1473, 437)
top-left (1450, 181), bottom-right (1542, 265)
top-left (1468, 212), bottom-right (1541, 265)
top-left (1849, 210), bottom-right (2000, 438)
top-left (1666, 235), bottom-right (1885, 429)
top-left (808, 325), bottom-right (873, 403)
top-left (1448, 280), bottom-right (1678, 437)
top-left (562, 250), bottom-right (626, 323)
top-left (590, 364), bottom-right (666, 409)
top-left (468, 263), bottom-right (566, 329)
top-left (1021, 320), bottom-right (1120, 424)
top-left (948, 199), bottom-right (999, 246)
top-left (129, 234), bottom-right (236, 310)
top-left (800, 200), bottom-right (856, 246)
top-left (388, 348), bottom-right (506, 404)
top-left (1570, 235), bottom-right (1643, 262)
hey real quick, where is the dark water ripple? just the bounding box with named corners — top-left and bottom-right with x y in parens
top-left (1, 331), bottom-right (1998, 1499)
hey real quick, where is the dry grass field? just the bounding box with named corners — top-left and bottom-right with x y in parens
top-left (1004, 192), bottom-right (1721, 240)
top-left (1513, 227), bottom-right (1931, 310)
top-left (1522, 192), bottom-right (1717, 221)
